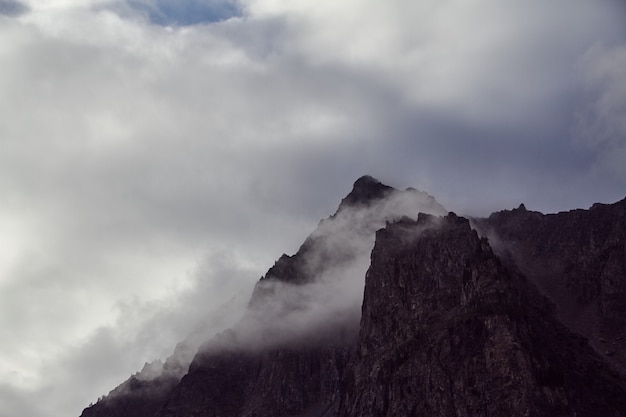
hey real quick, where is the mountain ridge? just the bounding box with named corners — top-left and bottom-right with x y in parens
top-left (80, 177), bottom-right (626, 417)
top-left (475, 195), bottom-right (626, 373)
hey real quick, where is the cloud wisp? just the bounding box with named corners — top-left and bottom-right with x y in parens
top-left (203, 185), bottom-right (447, 353)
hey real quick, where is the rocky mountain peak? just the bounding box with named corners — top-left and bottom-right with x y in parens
top-left (336, 175), bottom-right (394, 211)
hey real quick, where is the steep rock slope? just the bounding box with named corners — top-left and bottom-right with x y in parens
top-left (152, 177), bottom-right (445, 417)
top-left (476, 198), bottom-right (626, 372)
top-left (156, 343), bottom-right (351, 417)
top-left (337, 213), bottom-right (626, 417)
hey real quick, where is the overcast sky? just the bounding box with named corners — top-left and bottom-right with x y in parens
top-left (1, 0), bottom-right (625, 416)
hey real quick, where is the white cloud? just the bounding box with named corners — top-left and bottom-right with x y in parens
top-left (1, 0), bottom-right (626, 416)
top-left (242, 0), bottom-right (624, 127)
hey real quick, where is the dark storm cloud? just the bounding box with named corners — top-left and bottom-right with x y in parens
top-left (225, 0), bottom-right (626, 217)
top-left (0, 0), bottom-right (28, 16)
top-left (359, 103), bottom-right (603, 215)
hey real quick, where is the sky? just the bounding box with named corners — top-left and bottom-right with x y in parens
top-left (0, 0), bottom-right (625, 416)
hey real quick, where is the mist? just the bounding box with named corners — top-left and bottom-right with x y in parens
top-left (191, 185), bottom-right (447, 355)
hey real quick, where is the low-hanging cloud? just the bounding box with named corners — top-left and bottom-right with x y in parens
top-left (196, 187), bottom-right (447, 353)
top-left (1, 247), bottom-right (256, 417)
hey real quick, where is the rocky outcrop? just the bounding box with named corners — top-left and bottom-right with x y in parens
top-left (80, 366), bottom-right (179, 417)
top-left (337, 213), bottom-right (626, 417)
top-left (335, 175), bottom-right (394, 211)
top-left (251, 175), bottom-right (444, 291)
top-left (80, 298), bottom-right (246, 417)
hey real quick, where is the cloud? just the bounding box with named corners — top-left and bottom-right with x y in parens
top-left (575, 43), bottom-right (626, 180)
top-left (1, 1), bottom-right (626, 416)
top-left (0, 384), bottom-right (44, 417)
top-left (242, 0), bottom-right (618, 121)
top-left (0, 0), bottom-right (28, 16)
top-left (0, 246), bottom-right (254, 417)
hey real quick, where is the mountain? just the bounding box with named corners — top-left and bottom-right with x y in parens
top-left (337, 213), bottom-right (626, 416)
top-left (475, 198), bottom-right (626, 373)
top-left (80, 176), bottom-right (446, 417)
top-left (80, 177), bottom-right (626, 417)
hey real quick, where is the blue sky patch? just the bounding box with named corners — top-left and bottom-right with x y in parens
top-left (127, 0), bottom-right (242, 26)
top-left (0, 0), bottom-right (29, 16)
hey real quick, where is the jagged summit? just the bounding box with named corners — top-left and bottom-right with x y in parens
top-left (336, 175), bottom-right (393, 211)
top-left (353, 174), bottom-right (383, 188)
top-left (255, 177), bottom-right (445, 288)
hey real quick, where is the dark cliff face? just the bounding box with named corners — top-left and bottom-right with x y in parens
top-left (476, 198), bottom-right (626, 373)
top-left (79, 373), bottom-right (179, 417)
top-left (337, 213), bottom-right (626, 417)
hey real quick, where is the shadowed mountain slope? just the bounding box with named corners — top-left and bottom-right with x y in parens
top-left (337, 213), bottom-right (626, 417)
top-left (475, 198), bottom-right (626, 373)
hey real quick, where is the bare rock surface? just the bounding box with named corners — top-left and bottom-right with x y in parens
top-left (476, 198), bottom-right (626, 372)
top-left (337, 212), bottom-right (626, 417)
